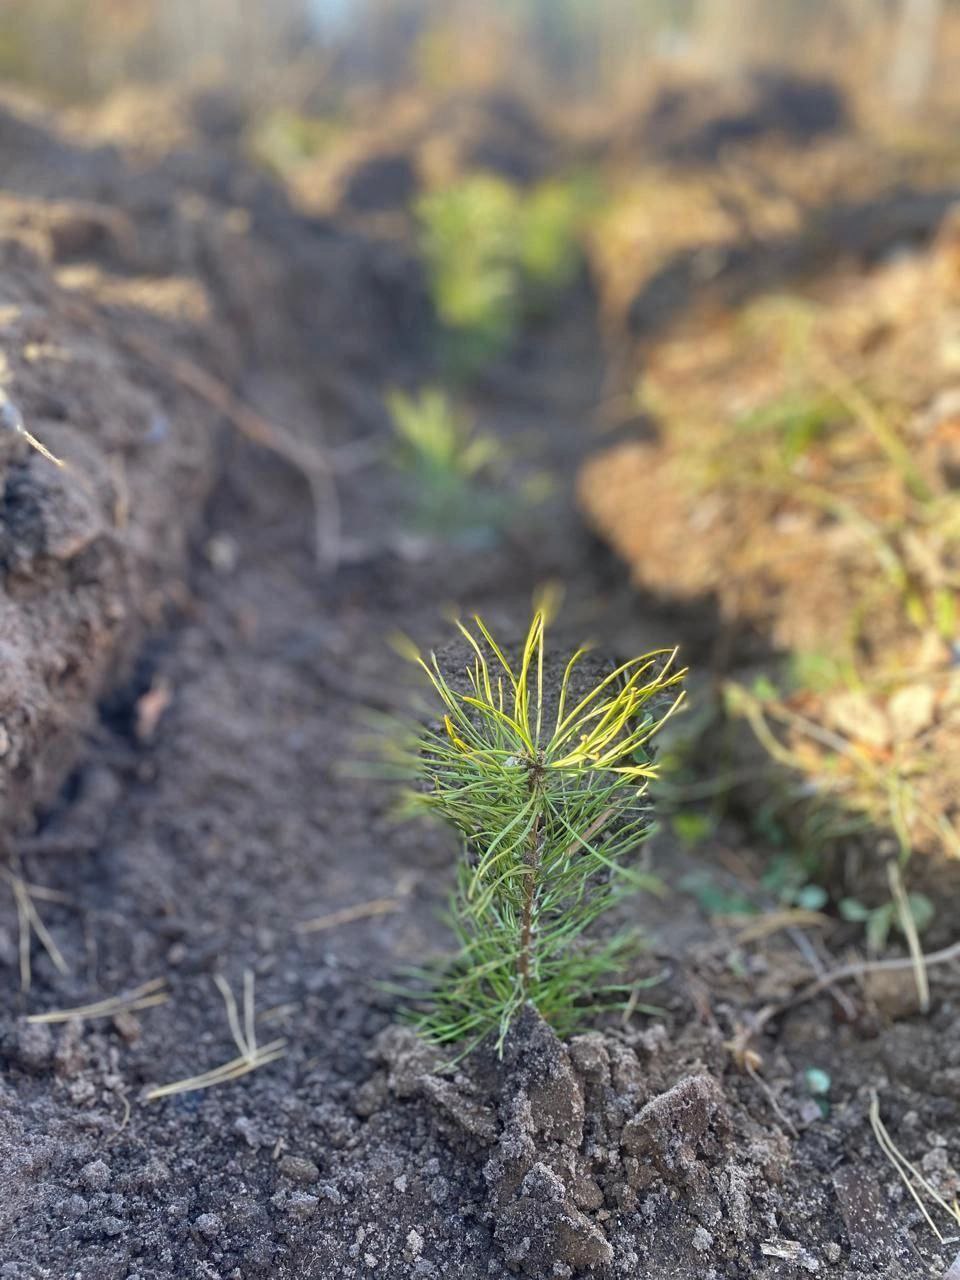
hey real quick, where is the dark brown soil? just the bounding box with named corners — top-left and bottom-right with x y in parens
top-left (1, 89), bottom-right (959, 1280)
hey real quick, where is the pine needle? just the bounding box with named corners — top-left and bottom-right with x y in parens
top-left (27, 977), bottom-right (169, 1024)
top-left (0, 388), bottom-right (65, 467)
top-left (145, 970), bottom-right (286, 1101)
top-left (1, 865), bottom-right (70, 991)
top-left (295, 897), bottom-right (401, 934)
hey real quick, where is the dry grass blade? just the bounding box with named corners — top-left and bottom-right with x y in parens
top-left (887, 860), bottom-right (930, 1012)
top-left (27, 978), bottom-right (169, 1024)
top-left (145, 970), bottom-right (286, 1102)
top-left (869, 1091), bottom-right (960, 1246)
top-left (295, 897), bottom-right (401, 934)
top-left (731, 909), bottom-right (828, 946)
top-left (1, 865), bottom-right (70, 991)
top-left (0, 387), bottom-right (65, 467)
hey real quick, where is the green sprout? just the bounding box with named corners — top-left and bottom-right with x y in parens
top-left (395, 607), bottom-right (685, 1054)
top-left (839, 892), bottom-right (934, 954)
top-left (416, 172), bottom-right (596, 374)
top-left (416, 174), bottom-right (520, 370)
top-left (387, 387), bottom-right (549, 544)
top-left (516, 174), bottom-right (597, 301)
top-left (386, 387), bottom-right (505, 543)
top-left (246, 108), bottom-right (341, 176)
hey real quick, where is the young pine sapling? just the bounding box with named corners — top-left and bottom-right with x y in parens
top-left (398, 608), bottom-right (685, 1054)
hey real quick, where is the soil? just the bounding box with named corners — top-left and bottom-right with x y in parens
top-left (0, 86), bottom-right (959, 1280)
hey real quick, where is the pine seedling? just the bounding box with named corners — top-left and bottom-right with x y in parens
top-left (396, 607), bottom-right (685, 1054)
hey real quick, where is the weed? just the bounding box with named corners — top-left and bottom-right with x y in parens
top-left (839, 891), bottom-right (934, 953)
top-left (390, 606), bottom-right (684, 1054)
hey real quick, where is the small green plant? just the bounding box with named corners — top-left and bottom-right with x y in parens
top-left (246, 108), bottom-right (341, 176)
top-left (395, 607), bottom-right (685, 1053)
top-left (516, 175), bottom-right (597, 301)
top-left (416, 172), bottom-right (596, 374)
top-left (417, 174), bottom-right (520, 370)
top-left (386, 387), bottom-right (507, 543)
top-left (839, 891), bottom-right (934, 954)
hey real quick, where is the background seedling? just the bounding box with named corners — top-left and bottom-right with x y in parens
top-left (246, 107), bottom-right (342, 177)
top-left (392, 606), bottom-right (685, 1054)
top-left (839, 889), bottom-right (934, 953)
top-left (416, 172), bottom-right (596, 374)
top-left (387, 387), bottom-right (504, 542)
top-left (387, 386), bottom-right (548, 544)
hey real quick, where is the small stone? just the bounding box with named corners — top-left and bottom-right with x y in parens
top-left (278, 1155), bottom-right (319, 1184)
top-left (195, 1213), bottom-right (222, 1240)
top-left (137, 1157), bottom-right (171, 1190)
top-left (318, 1182), bottom-right (342, 1206)
top-left (10, 1021), bottom-right (54, 1073)
top-left (286, 1193), bottom-right (318, 1221)
top-left (112, 1011), bottom-right (142, 1045)
top-left (406, 1228), bottom-right (424, 1259)
top-left (567, 1033), bottom-right (611, 1085)
top-left (206, 534), bottom-right (239, 573)
top-left (233, 1116), bottom-right (264, 1149)
top-left (63, 1195), bottom-right (89, 1218)
top-left (353, 1071), bottom-right (389, 1117)
top-left (864, 968), bottom-right (922, 1021)
top-left (692, 1227), bottom-right (714, 1253)
top-left (54, 1023), bottom-right (86, 1079)
top-left (393, 1174), bottom-right (408, 1193)
top-left (69, 1078), bottom-right (95, 1105)
top-left (80, 1159), bottom-right (111, 1191)
top-left (99, 1215), bottom-right (124, 1237)
top-left (798, 1098), bottom-right (824, 1126)
top-left (823, 1243), bottom-right (842, 1265)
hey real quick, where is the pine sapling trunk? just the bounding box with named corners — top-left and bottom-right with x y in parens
top-left (518, 769), bottom-right (545, 997)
